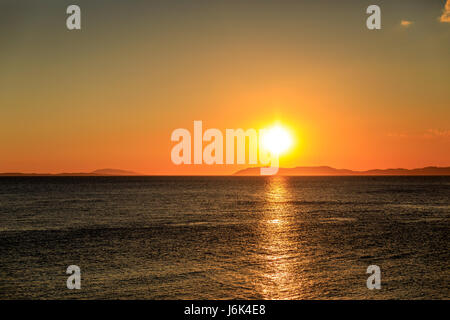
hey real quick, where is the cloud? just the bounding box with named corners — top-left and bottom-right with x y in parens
top-left (400, 20), bottom-right (413, 27)
top-left (440, 0), bottom-right (450, 23)
top-left (387, 129), bottom-right (450, 140)
top-left (423, 129), bottom-right (450, 139)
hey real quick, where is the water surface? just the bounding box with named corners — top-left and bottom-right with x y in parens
top-left (0, 176), bottom-right (448, 299)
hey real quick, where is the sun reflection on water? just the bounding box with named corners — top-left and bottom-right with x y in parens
top-left (256, 176), bottom-right (304, 299)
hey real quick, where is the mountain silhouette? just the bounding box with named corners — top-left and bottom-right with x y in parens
top-left (234, 166), bottom-right (450, 176)
top-left (90, 169), bottom-right (138, 176)
top-left (0, 168), bottom-right (139, 176)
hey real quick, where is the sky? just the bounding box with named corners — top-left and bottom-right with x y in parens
top-left (0, 0), bottom-right (449, 174)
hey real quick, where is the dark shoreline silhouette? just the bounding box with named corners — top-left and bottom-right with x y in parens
top-left (0, 168), bottom-right (139, 176)
top-left (1, 166), bottom-right (450, 176)
top-left (234, 166), bottom-right (450, 176)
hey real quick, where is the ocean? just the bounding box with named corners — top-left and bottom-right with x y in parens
top-left (0, 176), bottom-right (448, 299)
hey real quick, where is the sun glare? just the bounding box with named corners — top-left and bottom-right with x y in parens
top-left (261, 125), bottom-right (293, 155)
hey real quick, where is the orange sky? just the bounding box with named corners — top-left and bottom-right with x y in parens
top-left (0, 0), bottom-right (449, 174)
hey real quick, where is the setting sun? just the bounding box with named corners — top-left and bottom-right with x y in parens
top-left (261, 125), bottom-right (293, 155)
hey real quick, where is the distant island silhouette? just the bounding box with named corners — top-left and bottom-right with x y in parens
top-left (1, 166), bottom-right (450, 176)
top-left (234, 166), bottom-right (450, 176)
top-left (0, 168), bottom-right (139, 176)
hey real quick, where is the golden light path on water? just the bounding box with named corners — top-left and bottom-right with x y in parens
top-left (256, 176), bottom-right (305, 299)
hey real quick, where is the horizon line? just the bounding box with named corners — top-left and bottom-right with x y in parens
top-left (1, 165), bottom-right (450, 177)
